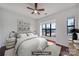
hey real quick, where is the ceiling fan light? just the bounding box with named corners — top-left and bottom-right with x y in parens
top-left (34, 10), bottom-right (37, 13)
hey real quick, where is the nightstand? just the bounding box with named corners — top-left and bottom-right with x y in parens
top-left (6, 37), bottom-right (16, 49)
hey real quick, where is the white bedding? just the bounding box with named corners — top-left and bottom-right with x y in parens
top-left (4, 32), bottom-right (61, 56)
top-left (15, 34), bottom-right (47, 56)
top-left (14, 33), bottom-right (61, 56)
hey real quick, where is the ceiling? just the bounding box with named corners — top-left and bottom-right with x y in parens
top-left (0, 3), bottom-right (77, 19)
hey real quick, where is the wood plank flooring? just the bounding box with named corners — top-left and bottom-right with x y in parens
top-left (0, 41), bottom-right (69, 56)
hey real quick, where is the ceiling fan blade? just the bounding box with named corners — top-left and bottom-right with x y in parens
top-left (35, 3), bottom-right (37, 9)
top-left (37, 9), bottom-right (45, 11)
top-left (27, 7), bottom-right (34, 10)
top-left (31, 12), bottom-right (34, 14)
top-left (37, 12), bottom-right (40, 15)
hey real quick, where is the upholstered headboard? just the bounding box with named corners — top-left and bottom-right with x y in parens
top-left (17, 20), bottom-right (30, 33)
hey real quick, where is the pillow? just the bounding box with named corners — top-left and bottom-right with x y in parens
top-left (27, 33), bottom-right (34, 36)
top-left (19, 33), bottom-right (27, 39)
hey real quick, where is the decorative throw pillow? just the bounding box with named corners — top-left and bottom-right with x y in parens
top-left (27, 33), bottom-right (34, 36)
top-left (27, 33), bottom-right (38, 37)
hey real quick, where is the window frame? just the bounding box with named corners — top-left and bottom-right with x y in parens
top-left (42, 23), bottom-right (56, 37)
top-left (67, 17), bottom-right (75, 35)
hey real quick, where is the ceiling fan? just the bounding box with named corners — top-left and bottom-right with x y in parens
top-left (27, 3), bottom-right (45, 15)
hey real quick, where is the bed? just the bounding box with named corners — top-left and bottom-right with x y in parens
top-left (15, 33), bottom-right (48, 56)
top-left (5, 32), bottom-right (61, 56)
top-left (14, 33), bottom-right (61, 56)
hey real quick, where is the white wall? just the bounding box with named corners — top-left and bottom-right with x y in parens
top-left (0, 5), bottom-right (79, 47)
top-left (77, 5), bottom-right (79, 29)
top-left (36, 6), bottom-right (78, 47)
top-left (0, 7), bottom-right (36, 47)
top-left (0, 8), bottom-right (4, 47)
top-left (76, 4), bottom-right (79, 40)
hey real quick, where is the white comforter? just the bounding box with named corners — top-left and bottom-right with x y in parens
top-left (15, 35), bottom-right (47, 56)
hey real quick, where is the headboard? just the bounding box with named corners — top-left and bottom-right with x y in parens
top-left (17, 20), bottom-right (30, 33)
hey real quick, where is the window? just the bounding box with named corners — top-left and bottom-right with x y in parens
top-left (51, 23), bottom-right (56, 37)
top-left (41, 23), bottom-right (56, 37)
top-left (67, 17), bottom-right (75, 35)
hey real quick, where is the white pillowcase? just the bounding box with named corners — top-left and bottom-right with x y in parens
top-left (27, 33), bottom-right (38, 37)
top-left (27, 33), bottom-right (34, 36)
top-left (19, 33), bottom-right (27, 39)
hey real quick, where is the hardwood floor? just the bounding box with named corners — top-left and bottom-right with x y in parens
top-left (0, 41), bottom-right (69, 56)
top-left (0, 46), bottom-right (6, 56)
